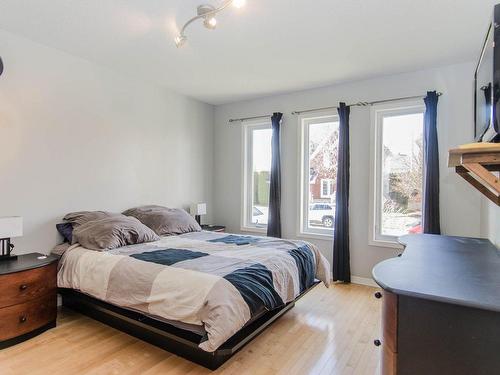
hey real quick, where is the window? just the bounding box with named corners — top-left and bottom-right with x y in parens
top-left (370, 102), bottom-right (425, 246)
top-left (242, 121), bottom-right (272, 231)
top-left (300, 113), bottom-right (339, 236)
top-left (320, 179), bottom-right (335, 198)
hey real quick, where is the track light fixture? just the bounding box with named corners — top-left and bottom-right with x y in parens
top-left (174, 34), bottom-right (187, 48)
top-left (175, 0), bottom-right (246, 47)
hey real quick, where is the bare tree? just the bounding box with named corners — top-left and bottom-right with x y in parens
top-left (390, 136), bottom-right (423, 211)
top-left (310, 131), bottom-right (340, 183)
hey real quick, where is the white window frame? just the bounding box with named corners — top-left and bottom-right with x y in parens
top-left (369, 100), bottom-right (425, 248)
top-left (298, 111), bottom-right (339, 238)
top-left (241, 119), bottom-right (272, 233)
top-left (320, 179), bottom-right (335, 198)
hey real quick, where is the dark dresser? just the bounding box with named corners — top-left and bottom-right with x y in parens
top-left (372, 234), bottom-right (500, 375)
top-left (0, 253), bottom-right (58, 348)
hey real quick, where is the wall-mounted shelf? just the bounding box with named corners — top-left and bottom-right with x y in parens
top-left (449, 143), bottom-right (500, 206)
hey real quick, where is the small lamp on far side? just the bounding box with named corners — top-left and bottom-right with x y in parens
top-left (0, 217), bottom-right (23, 261)
top-left (190, 203), bottom-right (207, 225)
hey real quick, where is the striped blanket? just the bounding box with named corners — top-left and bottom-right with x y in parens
top-left (57, 231), bottom-right (330, 352)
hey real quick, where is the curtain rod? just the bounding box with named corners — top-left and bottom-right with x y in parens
top-left (291, 92), bottom-right (443, 115)
top-left (228, 114), bottom-right (271, 123)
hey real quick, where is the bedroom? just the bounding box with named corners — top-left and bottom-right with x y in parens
top-left (0, 0), bottom-right (499, 374)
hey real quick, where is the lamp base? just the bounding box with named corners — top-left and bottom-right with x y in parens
top-left (0, 254), bottom-right (17, 262)
top-left (0, 238), bottom-right (16, 261)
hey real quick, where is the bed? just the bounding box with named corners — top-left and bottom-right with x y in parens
top-left (55, 230), bottom-right (330, 369)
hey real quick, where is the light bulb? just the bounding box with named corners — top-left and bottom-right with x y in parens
top-left (203, 17), bottom-right (217, 29)
top-left (232, 0), bottom-right (246, 8)
top-left (175, 34), bottom-right (187, 47)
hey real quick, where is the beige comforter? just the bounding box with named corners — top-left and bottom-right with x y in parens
top-left (56, 231), bottom-right (330, 352)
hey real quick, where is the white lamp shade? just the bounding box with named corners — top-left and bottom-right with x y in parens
top-left (0, 216), bottom-right (23, 238)
top-left (190, 203), bottom-right (207, 216)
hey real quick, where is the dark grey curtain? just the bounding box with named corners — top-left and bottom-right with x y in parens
top-left (332, 103), bottom-right (350, 282)
top-left (267, 112), bottom-right (283, 238)
top-left (423, 91), bottom-right (441, 234)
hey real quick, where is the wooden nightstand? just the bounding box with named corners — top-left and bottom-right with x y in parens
top-left (201, 225), bottom-right (226, 233)
top-left (0, 253), bottom-right (58, 349)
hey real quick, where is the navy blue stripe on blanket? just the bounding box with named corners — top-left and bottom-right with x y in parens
top-left (288, 245), bottom-right (315, 293)
top-left (208, 235), bottom-right (261, 246)
top-left (224, 263), bottom-right (284, 316)
top-left (130, 248), bottom-right (209, 266)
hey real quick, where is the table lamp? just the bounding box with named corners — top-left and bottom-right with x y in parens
top-left (190, 203), bottom-right (207, 225)
top-left (0, 216), bottom-right (23, 261)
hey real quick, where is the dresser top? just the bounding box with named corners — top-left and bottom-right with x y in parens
top-left (372, 234), bottom-right (500, 312)
top-left (0, 253), bottom-right (58, 275)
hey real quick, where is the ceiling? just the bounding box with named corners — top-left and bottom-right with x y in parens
top-left (0, 0), bottom-right (497, 104)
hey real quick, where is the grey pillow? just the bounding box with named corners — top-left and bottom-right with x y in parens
top-left (72, 215), bottom-right (160, 251)
top-left (123, 205), bottom-right (201, 236)
top-left (63, 211), bottom-right (118, 227)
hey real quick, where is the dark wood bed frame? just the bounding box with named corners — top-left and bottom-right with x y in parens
top-left (59, 281), bottom-right (319, 370)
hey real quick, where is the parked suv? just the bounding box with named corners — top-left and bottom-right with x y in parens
top-left (309, 203), bottom-right (335, 228)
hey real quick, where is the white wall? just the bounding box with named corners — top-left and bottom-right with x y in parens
top-left (214, 62), bottom-right (484, 279)
top-left (481, 198), bottom-right (500, 247)
top-left (0, 30), bottom-right (214, 254)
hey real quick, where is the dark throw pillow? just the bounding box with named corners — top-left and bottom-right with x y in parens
top-left (56, 222), bottom-right (74, 243)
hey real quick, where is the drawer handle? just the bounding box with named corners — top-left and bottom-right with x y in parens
top-left (19, 315), bottom-right (27, 323)
top-left (19, 284), bottom-right (28, 291)
top-left (374, 339), bottom-right (381, 347)
top-left (374, 291), bottom-right (382, 299)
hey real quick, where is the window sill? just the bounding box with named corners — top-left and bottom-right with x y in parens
top-left (240, 226), bottom-right (267, 235)
top-left (297, 231), bottom-right (333, 241)
top-left (369, 238), bottom-right (405, 249)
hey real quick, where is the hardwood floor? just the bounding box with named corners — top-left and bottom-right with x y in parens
top-left (0, 283), bottom-right (381, 375)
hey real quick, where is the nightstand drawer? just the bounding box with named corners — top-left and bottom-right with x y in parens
top-left (0, 263), bottom-right (57, 308)
top-left (0, 293), bottom-right (57, 341)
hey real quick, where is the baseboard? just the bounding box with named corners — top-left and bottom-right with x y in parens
top-left (350, 276), bottom-right (378, 287)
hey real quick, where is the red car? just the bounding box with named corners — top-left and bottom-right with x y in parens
top-left (408, 223), bottom-right (422, 234)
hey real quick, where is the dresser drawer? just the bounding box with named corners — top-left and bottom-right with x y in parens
top-left (382, 291), bottom-right (398, 353)
top-left (381, 345), bottom-right (398, 375)
top-left (0, 263), bottom-right (57, 308)
top-left (0, 293), bottom-right (57, 341)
